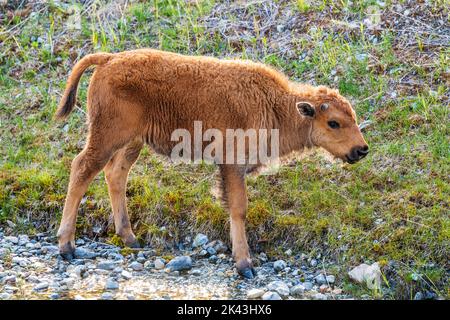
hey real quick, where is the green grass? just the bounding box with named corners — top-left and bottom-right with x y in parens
top-left (0, 1), bottom-right (449, 299)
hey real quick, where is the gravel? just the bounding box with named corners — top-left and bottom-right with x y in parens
top-left (0, 230), bottom-right (355, 300)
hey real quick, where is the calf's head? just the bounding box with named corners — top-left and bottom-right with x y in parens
top-left (296, 86), bottom-right (369, 164)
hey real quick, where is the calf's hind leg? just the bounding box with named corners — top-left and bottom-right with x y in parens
top-left (104, 139), bottom-right (143, 248)
top-left (57, 142), bottom-right (115, 259)
top-left (220, 165), bottom-right (256, 279)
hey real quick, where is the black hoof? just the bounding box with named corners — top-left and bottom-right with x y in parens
top-left (59, 241), bottom-right (75, 260)
top-left (238, 267), bottom-right (257, 279)
top-left (60, 251), bottom-right (74, 260)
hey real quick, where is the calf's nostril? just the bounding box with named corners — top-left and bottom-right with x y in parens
top-left (358, 146), bottom-right (369, 155)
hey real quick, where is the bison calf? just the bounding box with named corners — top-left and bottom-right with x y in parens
top-left (56, 49), bottom-right (368, 279)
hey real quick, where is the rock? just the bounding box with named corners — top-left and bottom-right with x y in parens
top-left (247, 288), bottom-right (265, 299)
top-left (284, 249), bottom-right (292, 256)
top-left (348, 262), bottom-right (381, 290)
top-left (332, 288), bottom-right (343, 295)
top-left (190, 269), bottom-right (202, 276)
top-left (290, 284), bottom-right (305, 296)
top-left (319, 284), bottom-right (329, 293)
top-left (112, 266), bottom-right (123, 274)
top-left (326, 275), bottom-right (335, 284)
top-left (262, 291), bottom-right (282, 300)
top-left (1, 275), bottom-right (17, 284)
top-left (192, 234), bottom-right (208, 248)
top-left (267, 281), bottom-right (290, 297)
top-left (121, 270), bottom-right (132, 280)
top-left (310, 259), bottom-right (318, 267)
top-left (0, 248), bottom-right (8, 258)
top-left (166, 256), bottom-right (193, 271)
top-left (206, 246), bottom-right (217, 256)
top-left (314, 274), bottom-right (327, 285)
top-left (314, 293), bottom-right (328, 300)
top-left (12, 257), bottom-right (29, 267)
top-left (136, 257), bottom-right (146, 263)
top-left (33, 281), bottom-right (49, 291)
top-left (0, 293), bottom-right (11, 300)
top-left (49, 293), bottom-right (60, 299)
top-left (258, 252), bottom-right (268, 262)
top-left (74, 265), bottom-right (86, 278)
top-left (97, 260), bottom-right (118, 271)
top-left (25, 242), bottom-right (35, 249)
top-left (129, 261), bottom-right (144, 271)
top-left (209, 255), bottom-right (218, 263)
top-left (101, 292), bottom-right (114, 300)
top-left (273, 260), bottom-right (287, 272)
top-left (414, 292), bottom-right (424, 300)
top-left (424, 291), bottom-right (438, 300)
top-left (5, 236), bottom-right (19, 244)
top-left (74, 248), bottom-right (97, 259)
top-left (18, 235), bottom-right (29, 245)
top-left (154, 258), bottom-right (165, 270)
top-left (209, 240), bottom-right (228, 254)
top-left (302, 281), bottom-right (313, 290)
top-left (105, 279), bottom-right (119, 290)
top-left (143, 261), bottom-right (154, 269)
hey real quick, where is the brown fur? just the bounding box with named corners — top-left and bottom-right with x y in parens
top-left (55, 49), bottom-right (368, 277)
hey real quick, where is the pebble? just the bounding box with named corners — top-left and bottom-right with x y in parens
top-left (121, 270), bottom-right (132, 279)
top-left (2, 275), bottom-right (16, 284)
top-left (267, 281), bottom-right (290, 297)
top-left (5, 236), bottom-right (19, 244)
top-left (314, 293), bottom-right (328, 300)
top-left (74, 248), bottom-right (97, 259)
top-left (101, 292), bottom-right (114, 300)
top-left (193, 233), bottom-right (208, 248)
top-left (0, 293), bottom-right (11, 300)
top-left (129, 261), bottom-right (144, 271)
top-left (49, 293), bottom-right (60, 299)
top-left (326, 275), bottom-right (335, 284)
top-left (414, 292), bottom-right (424, 300)
top-left (166, 256), bottom-right (192, 271)
top-left (273, 260), bottom-right (287, 272)
top-left (290, 284), bottom-right (305, 296)
top-left (105, 279), bottom-right (119, 290)
top-left (262, 291), bottom-right (282, 300)
top-left (247, 288), bottom-right (265, 299)
top-left (97, 260), bottom-right (118, 271)
top-left (302, 282), bottom-right (313, 290)
top-left (191, 269), bottom-right (202, 276)
top-left (33, 281), bottom-right (49, 291)
top-left (154, 258), bottom-right (165, 270)
top-left (206, 246), bottom-right (217, 256)
top-left (314, 274), bottom-right (327, 285)
top-left (310, 259), bottom-right (318, 267)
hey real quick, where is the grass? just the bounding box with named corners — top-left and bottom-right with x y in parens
top-left (0, 1), bottom-right (449, 299)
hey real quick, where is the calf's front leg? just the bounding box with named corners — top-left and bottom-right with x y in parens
top-left (219, 165), bottom-right (256, 279)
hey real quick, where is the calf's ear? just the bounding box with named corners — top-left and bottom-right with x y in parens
top-left (296, 102), bottom-right (315, 118)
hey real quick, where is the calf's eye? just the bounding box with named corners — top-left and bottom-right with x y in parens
top-left (328, 121), bottom-right (340, 129)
